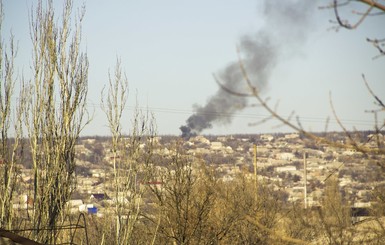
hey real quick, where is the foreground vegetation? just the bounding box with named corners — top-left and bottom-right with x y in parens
top-left (2, 132), bottom-right (385, 245)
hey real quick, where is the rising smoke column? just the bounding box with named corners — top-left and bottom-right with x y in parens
top-left (180, 1), bottom-right (317, 139)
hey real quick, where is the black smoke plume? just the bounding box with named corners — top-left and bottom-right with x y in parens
top-left (180, 1), bottom-right (317, 139)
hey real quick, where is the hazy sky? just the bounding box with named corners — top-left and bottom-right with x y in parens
top-left (3, 0), bottom-right (385, 136)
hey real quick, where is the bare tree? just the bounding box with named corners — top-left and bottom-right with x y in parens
top-left (215, 174), bottom-right (289, 245)
top-left (213, 1), bottom-right (384, 244)
top-left (101, 58), bottom-right (130, 244)
top-left (143, 146), bottom-right (217, 245)
top-left (138, 144), bottom-right (290, 245)
top-left (0, 0), bottom-right (22, 231)
top-left (101, 58), bottom-right (157, 244)
top-left (214, 0), bottom-right (384, 157)
top-left (324, 0), bottom-right (385, 57)
top-left (317, 176), bottom-right (352, 244)
top-left (22, 0), bottom-right (89, 243)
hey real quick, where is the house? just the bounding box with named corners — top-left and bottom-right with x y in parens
top-left (285, 133), bottom-right (299, 139)
top-left (67, 199), bottom-right (83, 207)
top-left (81, 138), bottom-right (96, 144)
top-left (90, 169), bottom-right (106, 178)
top-left (193, 135), bottom-right (210, 145)
top-left (75, 144), bottom-right (92, 156)
top-left (275, 165), bottom-right (297, 172)
top-left (351, 206), bottom-right (371, 223)
top-left (217, 136), bottom-right (227, 142)
top-left (225, 146), bottom-right (233, 153)
top-left (276, 153), bottom-right (295, 161)
top-left (90, 193), bottom-right (109, 202)
top-left (66, 199), bottom-right (84, 214)
top-left (12, 194), bottom-right (33, 210)
top-left (211, 142), bottom-right (223, 151)
top-left (260, 134), bottom-right (274, 141)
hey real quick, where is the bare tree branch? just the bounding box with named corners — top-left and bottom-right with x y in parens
top-left (333, 0), bottom-right (374, 29)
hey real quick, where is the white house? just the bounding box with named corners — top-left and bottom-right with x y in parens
top-left (276, 153), bottom-right (295, 161)
top-left (210, 142), bottom-right (223, 151)
top-left (275, 165), bottom-right (297, 172)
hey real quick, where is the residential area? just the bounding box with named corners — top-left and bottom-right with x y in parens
top-left (11, 131), bottom-right (385, 218)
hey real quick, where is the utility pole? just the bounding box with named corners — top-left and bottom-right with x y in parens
top-left (303, 152), bottom-right (308, 209)
top-left (253, 144), bottom-right (257, 202)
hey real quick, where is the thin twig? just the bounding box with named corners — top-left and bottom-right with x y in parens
top-left (363, 74), bottom-right (385, 109)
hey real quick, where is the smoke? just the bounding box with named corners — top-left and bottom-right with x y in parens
top-left (180, 0), bottom-right (317, 139)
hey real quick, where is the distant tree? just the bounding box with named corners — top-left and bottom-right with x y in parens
top-left (283, 177), bottom-right (354, 244)
top-left (221, 177), bottom-right (286, 244)
top-left (293, 174), bottom-right (301, 183)
top-left (318, 176), bottom-right (352, 244)
top-left (75, 164), bottom-right (91, 177)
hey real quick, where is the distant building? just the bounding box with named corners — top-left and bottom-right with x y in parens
top-left (193, 135), bottom-right (210, 145)
top-left (275, 165), bottom-right (297, 172)
top-left (285, 133), bottom-right (299, 139)
top-left (90, 193), bottom-right (109, 202)
top-left (211, 142), bottom-right (223, 151)
top-left (260, 134), bottom-right (274, 141)
top-left (276, 153), bottom-right (295, 161)
top-left (67, 199), bottom-right (83, 207)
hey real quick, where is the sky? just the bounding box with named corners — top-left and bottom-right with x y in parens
top-left (3, 0), bottom-right (385, 136)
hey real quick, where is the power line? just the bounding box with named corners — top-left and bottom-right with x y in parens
top-left (86, 102), bottom-right (378, 127)
top-left (16, 98), bottom-right (380, 128)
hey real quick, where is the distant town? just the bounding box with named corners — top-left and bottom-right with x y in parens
top-left (12, 131), bottom-right (385, 218)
